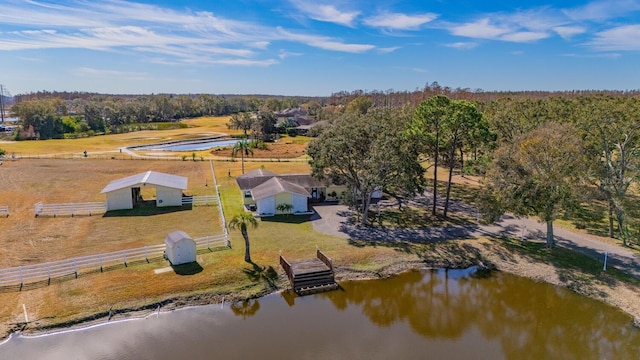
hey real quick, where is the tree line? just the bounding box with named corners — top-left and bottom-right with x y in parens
top-left (309, 94), bottom-right (640, 248)
top-left (9, 94), bottom-right (316, 139)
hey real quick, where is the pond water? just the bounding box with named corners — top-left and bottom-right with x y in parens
top-left (1, 268), bottom-right (638, 359)
top-left (141, 139), bottom-right (239, 151)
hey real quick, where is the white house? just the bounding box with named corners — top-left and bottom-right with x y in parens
top-left (251, 177), bottom-right (311, 215)
top-left (165, 230), bottom-right (196, 265)
top-left (236, 169), bottom-right (325, 216)
top-left (100, 171), bottom-right (188, 211)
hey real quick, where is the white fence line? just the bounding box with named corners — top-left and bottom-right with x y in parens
top-left (210, 160), bottom-right (229, 239)
top-left (0, 234), bottom-right (230, 289)
top-left (0, 205), bottom-right (8, 217)
top-left (35, 202), bottom-right (108, 217)
top-left (181, 195), bottom-right (218, 206)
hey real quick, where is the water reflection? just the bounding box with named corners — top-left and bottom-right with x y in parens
top-left (326, 269), bottom-right (640, 359)
top-left (1, 269), bottom-right (638, 359)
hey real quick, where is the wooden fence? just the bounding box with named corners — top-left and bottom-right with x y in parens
top-left (0, 205), bottom-right (8, 217)
top-left (181, 195), bottom-right (218, 206)
top-left (0, 234), bottom-right (230, 289)
top-left (35, 202), bottom-right (108, 217)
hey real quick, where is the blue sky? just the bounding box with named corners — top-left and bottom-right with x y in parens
top-left (1, 0), bottom-right (639, 96)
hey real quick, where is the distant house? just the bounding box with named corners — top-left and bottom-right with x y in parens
top-left (236, 169), bottom-right (338, 216)
top-left (101, 171), bottom-right (187, 211)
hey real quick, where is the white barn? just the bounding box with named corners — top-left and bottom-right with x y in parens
top-left (100, 171), bottom-right (188, 211)
top-left (165, 230), bottom-right (196, 265)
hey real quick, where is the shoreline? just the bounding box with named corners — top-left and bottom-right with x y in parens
top-left (4, 239), bottom-right (639, 341)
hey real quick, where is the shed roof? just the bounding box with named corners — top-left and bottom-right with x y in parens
top-left (251, 177), bottom-right (310, 200)
top-left (165, 230), bottom-right (194, 247)
top-left (101, 171), bottom-right (188, 194)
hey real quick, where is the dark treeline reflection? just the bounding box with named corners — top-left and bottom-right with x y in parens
top-left (322, 269), bottom-right (640, 359)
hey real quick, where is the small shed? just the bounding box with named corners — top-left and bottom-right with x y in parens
top-left (165, 230), bottom-right (197, 265)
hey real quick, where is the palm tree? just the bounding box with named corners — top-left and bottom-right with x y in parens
top-left (276, 203), bottom-right (293, 216)
top-left (231, 139), bottom-right (253, 174)
top-left (228, 213), bottom-right (258, 263)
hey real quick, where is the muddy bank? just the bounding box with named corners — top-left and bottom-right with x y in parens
top-left (4, 240), bottom-right (640, 340)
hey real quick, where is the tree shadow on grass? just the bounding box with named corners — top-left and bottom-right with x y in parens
top-left (242, 262), bottom-right (279, 289)
top-left (171, 262), bottom-right (203, 275)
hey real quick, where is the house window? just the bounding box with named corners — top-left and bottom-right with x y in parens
top-left (244, 190), bottom-right (252, 198)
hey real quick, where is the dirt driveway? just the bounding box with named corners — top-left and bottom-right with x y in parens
top-left (310, 202), bottom-right (640, 279)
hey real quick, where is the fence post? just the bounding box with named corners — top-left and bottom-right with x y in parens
top-left (73, 259), bottom-right (78, 278)
top-left (47, 263), bottom-right (51, 285)
top-left (123, 253), bottom-right (127, 267)
top-left (100, 255), bottom-right (103, 272)
top-left (19, 266), bottom-right (23, 289)
top-left (206, 236), bottom-right (211, 250)
top-left (145, 246), bottom-right (149, 263)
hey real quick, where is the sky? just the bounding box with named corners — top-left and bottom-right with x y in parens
top-left (1, 0), bottom-right (640, 96)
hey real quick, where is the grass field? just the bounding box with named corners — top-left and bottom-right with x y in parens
top-left (0, 157), bottom-right (409, 337)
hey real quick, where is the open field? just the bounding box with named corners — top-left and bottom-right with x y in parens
top-left (0, 116), bottom-right (239, 157)
top-left (0, 159), bottom-right (222, 267)
top-left (0, 118), bottom-right (638, 339)
top-left (0, 158), bottom-right (408, 337)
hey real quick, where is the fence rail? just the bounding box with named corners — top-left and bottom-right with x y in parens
top-left (0, 205), bottom-right (8, 217)
top-left (35, 202), bottom-right (107, 217)
top-left (0, 234), bottom-right (230, 289)
top-left (182, 195), bottom-right (218, 206)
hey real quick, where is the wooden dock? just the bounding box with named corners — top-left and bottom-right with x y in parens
top-left (280, 249), bottom-right (338, 295)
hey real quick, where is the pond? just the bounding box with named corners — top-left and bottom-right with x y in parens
top-left (140, 139), bottom-right (239, 151)
top-left (1, 268), bottom-right (638, 359)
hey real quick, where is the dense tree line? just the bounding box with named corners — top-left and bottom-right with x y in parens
top-left (10, 94), bottom-right (315, 139)
top-left (310, 93), bottom-right (640, 248)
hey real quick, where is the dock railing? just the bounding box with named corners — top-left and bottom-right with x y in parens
top-left (316, 249), bottom-right (333, 271)
top-left (279, 253), bottom-right (294, 287)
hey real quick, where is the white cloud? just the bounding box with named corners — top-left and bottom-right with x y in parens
top-left (288, 0), bottom-right (359, 27)
top-left (447, 15), bottom-right (553, 43)
top-left (553, 26), bottom-right (586, 39)
top-left (588, 25), bottom-right (640, 51)
top-left (561, 53), bottom-right (621, 58)
top-left (278, 50), bottom-right (303, 59)
top-left (444, 42), bottom-right (478, 50)
top-left (377, 47), bottom-right (400, 53)
top-left (500, 31), bottom-right (549, 42)
top-left (364, 12), bottom-right (437, 30)
top-left (277, 28), bottom-right (374, 53)
top-left (450, 18), bottom-right (512, 39)
top-left (563, 0), bottom-right (640, 21)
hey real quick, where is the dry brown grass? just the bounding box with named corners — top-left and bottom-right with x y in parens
top-left (0, 159), bottom-right (221, 267)
top-left (0, 157), bottom-right (413, 338)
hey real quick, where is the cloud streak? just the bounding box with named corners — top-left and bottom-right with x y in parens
top-left (364, 12), bottom-right (437, 30)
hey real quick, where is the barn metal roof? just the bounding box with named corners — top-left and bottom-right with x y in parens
top-left (100, 171), bottom-right (188, 193)
top-left (251, 177), bottom-right (310, 200)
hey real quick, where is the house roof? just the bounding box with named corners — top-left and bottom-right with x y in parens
top-left (236, 171), bottom-right (324, 191)
top-left (238, 169), bottom-right (278, 178)
top-left (251, 177), bottom-right (310, 200)
top-left (101, 171), bottom-right (188, 193)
